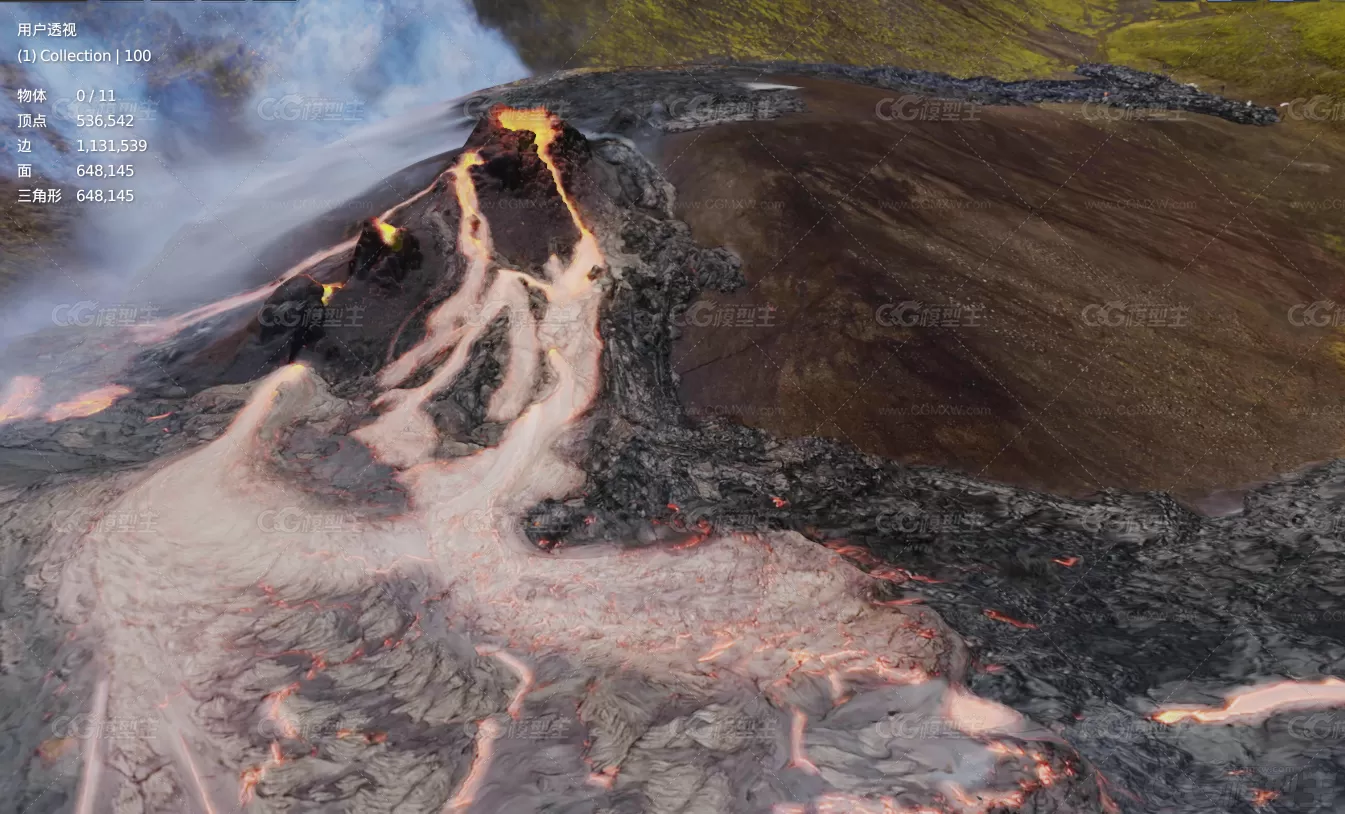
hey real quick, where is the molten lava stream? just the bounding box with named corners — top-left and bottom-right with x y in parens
top-left (352, 107), bottom-right (1034, 812)
top-left (0, 376), bottom-right (132, 425)
top-left (445, 718), bottom-right (503, 811)
top-left (373, 217), bottom-right (402, 248)
top-left (62, 107), bottom-right (1069, 814)
top-left (45, 385), bottom-right (131, 421)
top-left (1152, 677), bottom-right (1345, 725)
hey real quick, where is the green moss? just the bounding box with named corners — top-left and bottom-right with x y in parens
top-left (475, 0), bottom-right (1343, 116)
top-left (1328, 332), bottom-right (1345, 371)
top-left (1294, 4), bottom-right (1345, 75)
top-left (996, 0), bottom-right (1118, 37)
top-left (1105, 5), bottom-right (1345, 102)
top-left (499, 0), bottom-right (1110, 78)
top-left (1324, 233), bottom-right (1345, 260)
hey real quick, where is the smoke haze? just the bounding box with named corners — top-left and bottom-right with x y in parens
top-left (0, 0), bottom-right (528, 338)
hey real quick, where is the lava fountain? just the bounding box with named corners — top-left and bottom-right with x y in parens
top-left (54, 107), bottom-right (1100, 813)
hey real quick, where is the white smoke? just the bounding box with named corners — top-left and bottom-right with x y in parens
top-left (0, 0), bottom-right (528, 340)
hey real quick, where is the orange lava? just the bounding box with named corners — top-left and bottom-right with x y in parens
top-left (983, 609), bottom-right (1037, 630)
top-left (45, 385), bottom-right (131, 421)
top-left (452, 151), bottom-right (489, 259)
top-left (945, 782), bottom-right (1026, 811)
top-left (823, 541), bottom-right (943, 585)
top-left (1251, 788), bottom-right (1280, 807)
top-left (1052, 556), bottom-right (1079, 567)
top-left (475, 645), bottom-right (533, 719)
top-left (697, 636), bottom-right (737, 663)
top-left (373, 217), bottom-right (402, 248)
top-left (76, 105), bottom-right (1061, 814)
top-left (320, 281), bottom-right (344, 306)
top-left (0, 375), bottom-right (42, 424)
top-left (494, 107), bottom-right (596, 245)
top-left (445, 718), bottom-right (502, 811)
top-left (239, 741), bottom-right (287, 805)
top-left (787, 707), bottom-right (820, 774)
top-left (264, 682), bottom-right (302, 738)
top-left (1152, 677), bottom-right (1345, 725)
top-left (238, 768), bottom-right (261, 805)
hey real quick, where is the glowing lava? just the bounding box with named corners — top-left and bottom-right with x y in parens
top-left (786, 707), bottom-right (820, 774)
top-left (475, 644), bottom-right (533, 719)
top-left (373, 217), bottom-right (403, 249)
top-left (61, 108), bottom-right (1070, 814)
top-left (494, 107), bottom-right (597, 247)
top-left (1251, 788), bottom-right (1280, 807)
top-left (445, 718), bottom-right (502, 811)
top-left (320, 281), bottom-right (344, 306)
top-left (45, 385), bottom-right (131, 421)
top-left (353, 111), bottom-right (941, 698)
top-left (0, 375), bottom-right (42, 424)
top-left (1152, 677), bottom-right (1345, 725)
top-left (982, 609), bottom-right (1037, 630)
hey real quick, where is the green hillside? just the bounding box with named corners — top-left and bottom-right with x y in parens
top-left (1107, 3), bottom-right (1345, 103)
top-left (471, 0), bottom-right (1345, 104)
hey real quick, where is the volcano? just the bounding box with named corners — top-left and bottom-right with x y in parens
top-left (2, 65), bottom-right (1344, 814)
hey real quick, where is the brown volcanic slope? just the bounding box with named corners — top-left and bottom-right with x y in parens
top-left (662, 75), bottom-right (1345, 501)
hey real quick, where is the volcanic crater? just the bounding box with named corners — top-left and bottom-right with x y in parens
top-left (1, 65), bottom-right (1344, 814)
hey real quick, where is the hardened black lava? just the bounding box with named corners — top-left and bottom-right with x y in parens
top-left (448, 62), bottom-right (1278, 135)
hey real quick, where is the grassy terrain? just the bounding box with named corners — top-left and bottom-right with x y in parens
top-left (471, 0), bottom-right (1117, 79)
top-left (1106, 3), bottom-right (1345, 103)
top-left (472, 0), bottom-right (1345, 105)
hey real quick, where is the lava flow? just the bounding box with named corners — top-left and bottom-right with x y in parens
top-left (1152, 677), bottom-right (1345, 725)
top-left (319, 280), bottom-right (344, 306)
top-left (354, 107), bottom-right (943, 698)
top-left (0, 378), bottom-right (130, 424)
top-left (43, 385), bottom-right (132, 421)
top-left (55, 107), bottom-right (1094, 814)
top-left (373, 217), bottom-right (402, 248)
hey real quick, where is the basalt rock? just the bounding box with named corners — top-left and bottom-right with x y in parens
top-left (449, 61), bottom-right (1279, 133)
top-left (350, 217), bottom-right (424, 286)
top-left (459, 106), bottom-right (590, 268)
top-left (258, 274), bottom-right (327, 363)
